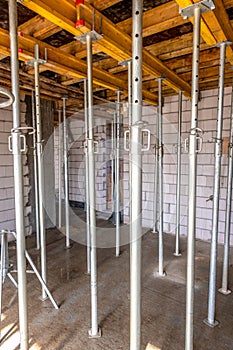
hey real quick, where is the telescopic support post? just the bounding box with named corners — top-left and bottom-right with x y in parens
top-left (84, 79), bottom-right (91, 274)
top-left (180, 1), bottom-right (215, 348)
top-left (218, 76), bottom-right (233, 296)
top-left (115, 90), bottom-right (122, 257)
top-left (8, 0), bottom-right (29, 348)
top-left (204, 40), bottom-right (231, 327)
top-left (186, 6), bottom-right (201, 349)
top-left (75, 32), bottom-right (103, 328)
top-left (157, 77), bottom-right (166, 277)
top-left (31, 91), bottom-right (40, 249)
top-left (152, 85), bottom-right (160, 235)
top-left (31, 44), bottom-right (47, 300)
top-left (62, 97), bottom-right (71, 249)
top-left (86, 31), bottom-right (101, 338)
top-left (111, 120), bottom-right (115, 215)
top-left (130, 0), bottom-right (143, 349)
top-left (119, 58), bottom-right (132, 243)
top-left (174, 90), bottom-right (183, 256)
top-left (152, 118), bottom-right (159, 234)
top-left (58, 109), bottom-right (62, 229)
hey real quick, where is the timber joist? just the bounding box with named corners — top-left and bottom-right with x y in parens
top-left (0, 28), bottom-right (156, 104)
top-left (18, 15), bottom-right (60, 41)
top-left (116, 1), bottom-right (190, 37)
top-left (1, 0), bottom-right (233, 107)
top-left (51, 2), bottom-right (190, 61)
top-left (175, 0), bottom-right (233, 63)
top-left (76, 2), bottom-right (192, 96)
top-left (0, 60), bottom-right (85, 108)
top-left (20, 0), bottom-right (191, 98)
top-left (14, 7), bottom-right (157, 104)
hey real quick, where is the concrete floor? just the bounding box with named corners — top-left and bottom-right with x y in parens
top-left (1, 212), bottom-right (233, 350)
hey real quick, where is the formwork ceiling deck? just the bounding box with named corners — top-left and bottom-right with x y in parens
top-left (0, 0), bottom-right (233, 113)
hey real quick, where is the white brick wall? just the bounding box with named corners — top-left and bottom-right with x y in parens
top-left (54, 89), bottom-right (233, 246)
top-left (130, 87), bottom-right (233, 245)
top-left (0, 95), bottom-right (31, 234)
top-left (54, 115), bottom-right (109, 212)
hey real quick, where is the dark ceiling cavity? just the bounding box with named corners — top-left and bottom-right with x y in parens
top-left (102, 0), bottom-right (171, 24)
top-left (143, 22), bottom-right (193, 47)
top-left (226, 7), bottom-right (233, 20)
top-left (0, 0), bottom-right (36, 30)
top-left (43, 30), bottom-right (75, 48)
top-left (81, 52), bottom-right (111, 63)
top-left (40, 71), bottom-right (57, 80)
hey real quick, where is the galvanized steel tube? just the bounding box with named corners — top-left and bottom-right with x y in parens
top-left (185, 6), bottom-right (201, 350)
top-left (206, 41), bottom-right (227, 326)
top-left (111, 121), bottom-right (115, 215)
top-left (63, 97), bottom-right (71, 249)
top-left (128, 60), bottom-right (132, 127)
top-left (34, 44), bottom-right (47, 300)
top-left (115, 90), bottom-right (121, 257)
top-left (114, 113), bottom-right (117, 219)
top-left (219, 79), bottom-right (233, 296)
top-left (25, 251), bottom-right (59, 310)
top-left (31, 91), bottom-right (40, 249)
top-left (86, 32), bottom-right (100, 337)
top-left (130, 0), bottom-right (143, 348)
top-left (84, 79), bottom-right (91, 274)
top-left (152, 111), bottom-right (159, 234)
top-left (157, 78), bottom-right (165, 276)
top-left (174, 90), bottom-right (183, 256)
top-left (128, 59), bottom-right (133, 252)
top-left (8, 0), bottom-right (28, 348)
top-left (58, 109), bottom-right (62, 229)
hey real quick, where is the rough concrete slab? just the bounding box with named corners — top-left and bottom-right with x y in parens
top-left (1, 213), bottom-right (233, 350)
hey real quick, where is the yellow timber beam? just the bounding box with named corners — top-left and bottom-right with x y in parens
top-left (77, 2), bottom-right (191, 96)
top-left (174, 0), bottom-right (216, 45)
top-left (117, 1), bottom-right (190, 37)
top-left (21, 0), bottom-right (191, 97)
top-left (0, 28), bottom-right (120, 90)
top-left (18, 15), bottom-right (60, 41)
top-left (211, 0), bottom-right (233, 62)
top-left (86, 0), bottom-right (123, 11)
top-left (176, 0), bottom-right (233, 63)
top-left (0, 29), bottom-right (156, 104)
